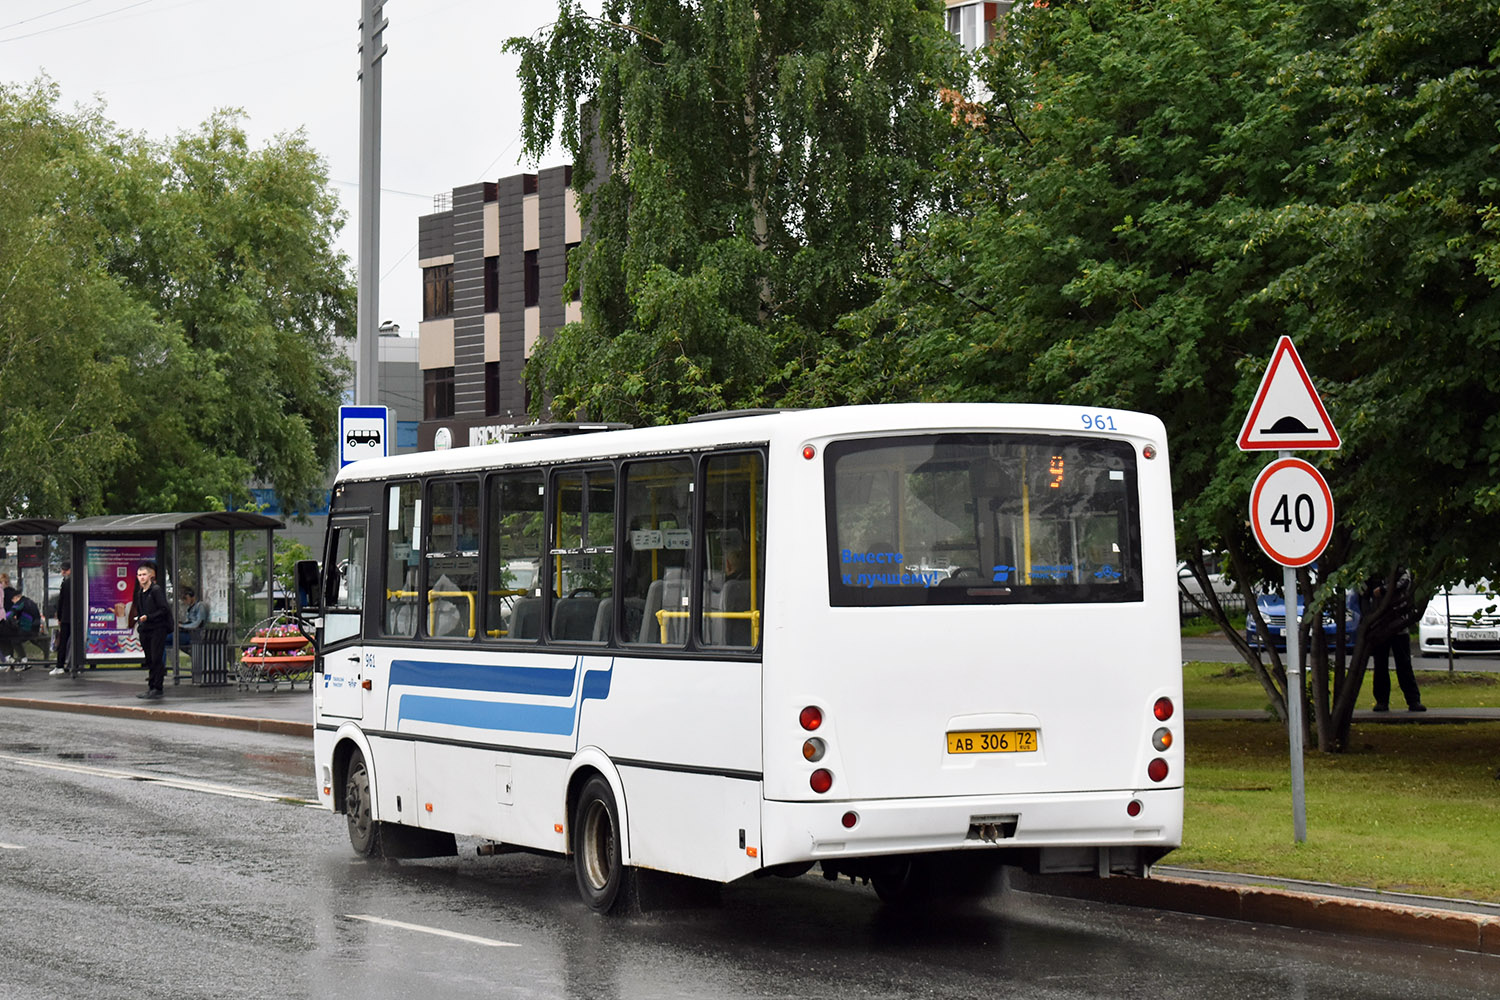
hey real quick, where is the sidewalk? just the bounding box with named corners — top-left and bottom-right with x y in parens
top-left (1, 661), bottom-right (1497, 955)
top-left (0, 661), bottom-right (311, 737)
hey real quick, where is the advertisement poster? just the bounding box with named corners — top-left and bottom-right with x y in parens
top-left (84, 539), bottom-right (155, 660)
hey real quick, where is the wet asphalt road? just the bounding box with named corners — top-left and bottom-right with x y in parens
top-left (1, 708), bottom-right (1497, 1000)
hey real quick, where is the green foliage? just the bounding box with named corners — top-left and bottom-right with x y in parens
top-left (506, 0), bottom-right (955, 424)
top-left (0, 81), bottom-right (353, 519)
top-left (849, 0), bottom-right (1500, 748)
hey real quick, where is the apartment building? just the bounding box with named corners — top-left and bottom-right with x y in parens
top-left (416, 165), bottom-right (582, 451)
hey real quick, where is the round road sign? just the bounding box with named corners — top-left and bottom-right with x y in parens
top-left (1249, 457), bottom-right (1334, 568)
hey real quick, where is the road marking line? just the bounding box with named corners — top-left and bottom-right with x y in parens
top-left (341, 914), bottom-right (520, 948)
top-left (0, 842), bottom-right (25, 850)
top-left (0, 753), bottom-right (317, 806)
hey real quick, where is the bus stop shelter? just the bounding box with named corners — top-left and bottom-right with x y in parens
top-left (0, 517), bottom-right (67, 626)
top-left (58, 512), bottom-right (284, 672)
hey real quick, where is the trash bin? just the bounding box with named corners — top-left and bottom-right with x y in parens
top-left (189, 627), bottom-right (230, 687)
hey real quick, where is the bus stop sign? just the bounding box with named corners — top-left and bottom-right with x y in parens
top-left (340, 405), bottom-right (389, 467)
top-left (1250, 457), bottom-right (1334, 568)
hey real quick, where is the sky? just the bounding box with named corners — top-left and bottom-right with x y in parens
top-left (1, 0), bottom-right (577, 338)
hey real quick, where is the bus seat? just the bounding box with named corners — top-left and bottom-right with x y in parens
top-left (509, 597), bottom-right (543, 640)
top-left (591, 598), bottom-right (645, 643)
top-left (638, 569), bottom-right (687, 644)
top-left (552, 596), bottom-right (601, 641)
top-left (720, 579), bottom-right (752, 647)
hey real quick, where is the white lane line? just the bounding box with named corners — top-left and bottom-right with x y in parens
top-left (0, 753), bottom-right (317, 806)
top-left (342, 914), bottom-right (520, 948)
top-left (0, 842), bottom-right (26, 850)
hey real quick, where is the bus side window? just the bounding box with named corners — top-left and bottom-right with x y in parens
top-left (425, 478), bottom-right (480, 639)
top-left (485, 470), bottom-right (545, 640)
top-left (383, 482), bottom-right (421, 638)
top-left (622, 459), bottom-right (692, 646)
top-left (550, 467), bottom-right (615, 642)
top-left (700, 451), bottom-right (765, 649)
top-left (328, 525), bottom-right (366, 610)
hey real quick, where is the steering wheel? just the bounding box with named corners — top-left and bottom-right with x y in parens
top-left (567, 587), bottom-right (598, 598)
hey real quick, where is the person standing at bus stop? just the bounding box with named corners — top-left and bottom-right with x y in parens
top-left (49, 562), bottom-right (73, 677)
top-left (133, 561), bottom-right (171, 700)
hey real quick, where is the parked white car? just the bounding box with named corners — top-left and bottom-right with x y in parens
top-left (1418, 582), bottom-right (1500, 656)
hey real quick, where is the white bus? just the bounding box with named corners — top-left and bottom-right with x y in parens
top-left (303, 404), bottom-right (1182, 912)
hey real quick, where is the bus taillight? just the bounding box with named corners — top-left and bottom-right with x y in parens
top-left (802, 738), bottom-right (826, 761)
top-left (1147, 758), bottom-right (1169, 783)
top-left (1152, 727), bottom-right (1172, 751)
top-left (810, 769), bottom-right (833, 794)
top-left (799, 706), bottom-right (823, 731)
top-left (1152, 697), bottom-right (1174, 722)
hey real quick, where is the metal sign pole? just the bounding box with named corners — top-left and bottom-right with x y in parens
top-left (1283, 560), bottom-right (1307, 843)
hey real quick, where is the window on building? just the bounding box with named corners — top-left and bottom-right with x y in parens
top-left (565, 242), bottom-right (582, 302)
top-left (485, 361), bottom-right (500, 416)
top-left (524, 250), bottom-right (539, 308)
top-left (423, 264), bottom-right (453, 319)
top-left (484, 256), bottom-right (499, 313)
top-left (424, 367), bottom-right (455, 420)
top-left (947, 2), bottom-right (1002, 52)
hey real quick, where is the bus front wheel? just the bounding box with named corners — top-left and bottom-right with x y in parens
top-left (572, 776), bottom-right (638, 914)
top-left (345, 750), bottom-right (383, 858)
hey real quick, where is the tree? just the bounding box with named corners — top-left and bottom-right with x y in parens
top-left (505, 0), bottom-right (955, 424)
top-left (0, 80), bottom-right (140, 516)
top-left (0, 84), bottom-right (353, 519)
top-left (87, 111), bottom-right (355, 513)
top-left (850, 0), bottom-right (1500, 750)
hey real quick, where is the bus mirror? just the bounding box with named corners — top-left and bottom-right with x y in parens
top-left (295, 559), bottom-right (321, 611)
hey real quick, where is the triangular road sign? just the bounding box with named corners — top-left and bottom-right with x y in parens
top-left (1237, 337), bottom-right (1341, 451)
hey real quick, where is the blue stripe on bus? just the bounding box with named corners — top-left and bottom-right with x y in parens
top-left (392, 658), bottom-right (614, 737)
top-left (398, 696), bottom-right (578, 735)
top-left (389, 659), bottom-right (577, 697)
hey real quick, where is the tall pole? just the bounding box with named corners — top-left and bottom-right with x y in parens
top-left (356, 0), bottom-right (388, 406)
top-left (1280, 449), bottom-right (1307, 843)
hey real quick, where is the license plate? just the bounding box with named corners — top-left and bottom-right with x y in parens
top-left (1455, 628), bottom-right (1499, 641)
top-left (946, 729), bottom-right (1038, 754)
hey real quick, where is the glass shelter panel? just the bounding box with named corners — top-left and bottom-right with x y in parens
top-left (425, 478), bottom-right (480, 639)
top-left (621, 459), bottom-right (693, 646)
top-left (700, 452), bottom-right (766, 648)
top-left (826, 434), bottom-right (1142, 607)
top-left (233, 531), bottom-right (270, 633)
top-left (485, 470), bottom-right (546, 639)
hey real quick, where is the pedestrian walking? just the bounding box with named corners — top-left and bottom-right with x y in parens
top-left (133, 561), bottom-right (171, 699)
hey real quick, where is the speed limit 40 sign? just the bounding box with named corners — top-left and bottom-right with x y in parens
top-left (1250, 457), bottom-right (1334, 568)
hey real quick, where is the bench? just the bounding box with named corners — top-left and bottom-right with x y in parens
top-left (4, 624), bottom-right (53, 668)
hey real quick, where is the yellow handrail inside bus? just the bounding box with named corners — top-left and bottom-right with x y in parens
top-left (654, 608), bottom-right (761, 646)
top-left (385, 588), bottom-right (478, 638)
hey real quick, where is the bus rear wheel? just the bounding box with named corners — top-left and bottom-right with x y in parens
top-left (572, 776), bottom-right (638, 914)
top-left (345, 750), bottom-right (383, 858)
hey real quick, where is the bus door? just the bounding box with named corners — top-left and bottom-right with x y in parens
top-left (318, 517), bottom-right (370, 720)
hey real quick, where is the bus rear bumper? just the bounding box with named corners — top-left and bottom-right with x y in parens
top-left (759, 788), bottom-right (1182, 867)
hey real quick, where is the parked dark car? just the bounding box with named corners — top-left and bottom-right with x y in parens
top-left (1245, 590), bottom-right (1361, 652)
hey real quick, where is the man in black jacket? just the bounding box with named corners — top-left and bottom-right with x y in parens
top-left (133, 561), bottom-right (172, 699)
top-left (49, 562), bottom-right (72, 677)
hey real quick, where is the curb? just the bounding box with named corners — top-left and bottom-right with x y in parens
top-left (1009, 869), bottom-right (1500, 955)
top-left (0, 696), bottom-right (313, 739)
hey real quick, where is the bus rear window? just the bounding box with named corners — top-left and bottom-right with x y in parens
top-left (826, 434), bottom-right (1142, 607)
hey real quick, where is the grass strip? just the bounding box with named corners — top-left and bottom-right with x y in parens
top-left (1176, 719), bottom-right (1500, 901)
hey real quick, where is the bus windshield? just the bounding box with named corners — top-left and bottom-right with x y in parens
top-left (826, 433), bottom-right (1142, 606)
